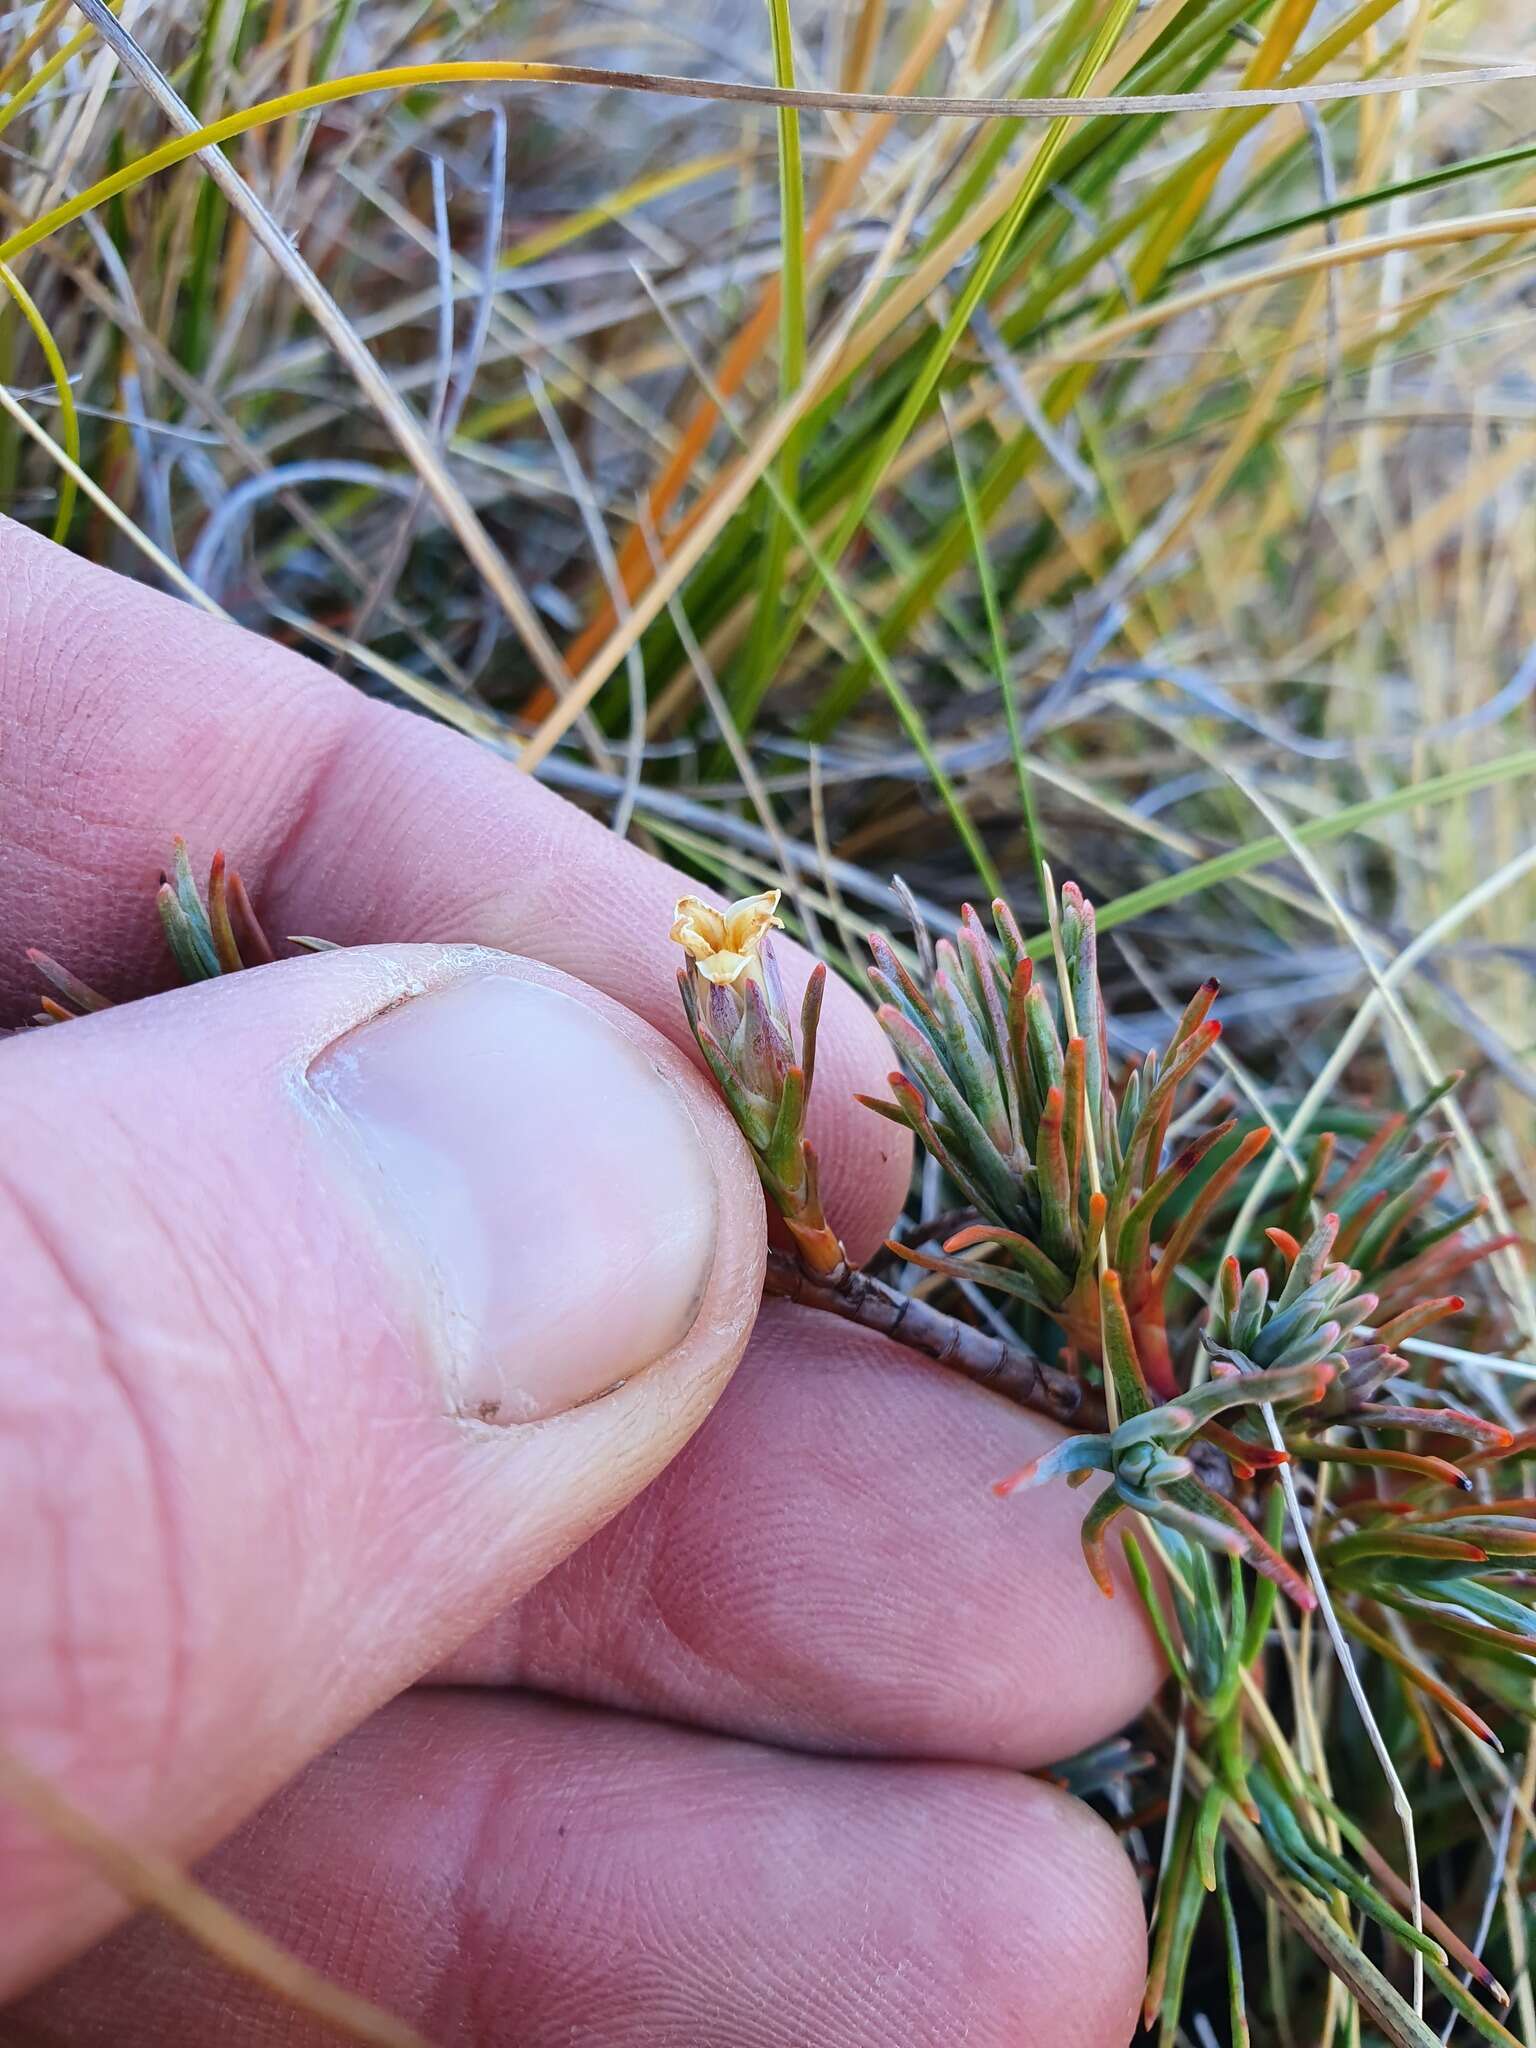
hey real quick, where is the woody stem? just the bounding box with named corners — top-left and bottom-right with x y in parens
top-left (764, 1250), bottom-right (1097, 1427)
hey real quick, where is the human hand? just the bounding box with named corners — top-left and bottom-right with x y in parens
top-left (0, 518), bottom-right (1159, 2046)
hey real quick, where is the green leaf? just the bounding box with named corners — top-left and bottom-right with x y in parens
top-left (895, 1238), bottom-right (1065, 1312)
top-left (1221, 1803), bottom-right (1442, 2048)
top-left (1098, 1270), bottom-right (1155, 1420)
top-left (1121, 1530), bottom-right (1191, 1693)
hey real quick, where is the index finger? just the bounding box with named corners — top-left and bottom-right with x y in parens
top-left (0, 517), bottom-right (909, 1256)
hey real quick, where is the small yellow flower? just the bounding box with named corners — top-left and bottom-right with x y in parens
top-left (671, 889), bottom-right (783, 986)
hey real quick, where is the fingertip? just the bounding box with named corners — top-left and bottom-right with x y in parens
top-left (751, 1307), bottom-right (1165, 1754)
top-left (990, 1776), bottom-right (1147, 2048)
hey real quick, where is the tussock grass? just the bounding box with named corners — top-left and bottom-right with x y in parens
top-left (2, 0), bottom-right (1534, 2039)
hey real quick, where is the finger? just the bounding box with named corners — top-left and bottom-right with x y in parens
top-left (8, 1692), bottom-right (1148, 2048)
top-left (0, 516), bottom-right (908, 1260)
top-left (435, 1302), bottom-right (1163, 1765)
top-left (0, 946), bottom-right (764, 1998)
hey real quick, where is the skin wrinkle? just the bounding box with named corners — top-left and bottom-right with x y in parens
top-left (479, 1724), bottom-right (734, 2033)
top-left (0, 1186), bottom-right (96, 1750)
top-left (438, 1739), bottom-right (530, 2047)
top-left (36, 669), bottom-right (119, 836)
top-left (708, 1366), bottom-right (951, 1735)
top-left (635, 1508), bottom-right (765, 1720)
top-left (2, 663), bottom-right (120, 889)
top-left (268, 710), bottom-right (542, 958)
top-left (0, 1168), bottom-right (187, 1811)
top-left (0, 611), bottom-right (340, 1012)
top-left (12, 1020), bottom-right (414, 1772)
top-left (243, 702), bottom-right (360, 938)
top-left (639, 1449), bottom-right (868, 1735)
top-left (15, 574), bottom-right (156, 850)
top-left (94, 1070), bottom-right (318, 1476)
top-left (115, 992), bottom-right (420, 1470)
top-left (498, 1416), bottom-right (773, 1728)
top-left (520, 1524), bottom-right (669, 1716)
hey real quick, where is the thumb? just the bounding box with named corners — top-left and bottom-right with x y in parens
top-left (0, 943), bottom-right (763, 1996)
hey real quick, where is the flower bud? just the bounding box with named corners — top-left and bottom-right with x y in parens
top-left (673, 889), bottom-right (844, 1278)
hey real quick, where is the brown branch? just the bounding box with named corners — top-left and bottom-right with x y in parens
top-left (765, 1250), bottom-right (1096, 1426)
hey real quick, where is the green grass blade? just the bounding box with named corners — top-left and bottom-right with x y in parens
top-left (1029, 748), bottom-right (1536, 958)
top-left (945, 404), bottom-right (1047, 915)
top-left (734, 0), bottom-right (808, 727)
